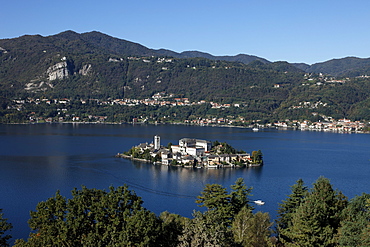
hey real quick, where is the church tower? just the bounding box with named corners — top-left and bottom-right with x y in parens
top-left (154, 135), bottom-right (160, 150)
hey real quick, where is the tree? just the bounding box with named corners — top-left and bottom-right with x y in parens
top-left (159, 211), bottom-right (185, 247)
top-left (232, 207), bottom-right (272, 247)
top-left (251, 150), bottom-right (263, 164)
top-left (281, 177), bottom-right (347, 247)
top-left (179, 210), bottom-right (233, 247)
top-left (196, 178), bottom-right (254, 225)
top-left (15, 185), bottom-right (163, 247)
top-left (338, 193), bottom-right (370, 246)
top-left (196, 183), bottom-right (232, 221)
top-left (0, 209), bottom-right (12, 247)
top-left (232, 206), bottom-right (254, 246)
top-left (187, 178), bottom-right (255, 246)
top-left (195, 181), bottom-right (225, 209)
top-left (230, 177), bottom-right (254, 214)
top-left (276, 178), bottom-right (307, 242)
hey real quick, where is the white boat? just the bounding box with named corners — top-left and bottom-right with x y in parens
top-left (252, 128), bottom-right (259, 131)
top-left (253, 200), bottom-right (265, 205)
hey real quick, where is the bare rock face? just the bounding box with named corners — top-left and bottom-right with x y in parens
top-left (23, 60), bottom-right (71, 92)
top-left (24, 81), bottom-right (54, 91)
top-left (79, 64), bottom-right (92, 76)
top-left (0, 46), bottom-right (8, 54)
top-left (47, 62), bottom-right (69, 81)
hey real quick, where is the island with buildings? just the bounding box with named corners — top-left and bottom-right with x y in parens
top-left (116, 135), bottom-right (263, 168)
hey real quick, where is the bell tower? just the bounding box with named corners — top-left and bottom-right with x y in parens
top-left (154, 135), bottom-right (160, 150)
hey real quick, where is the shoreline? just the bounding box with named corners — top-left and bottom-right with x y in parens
top-left (115, 153), bottom-right (263, 169)
top-left (1, 121), bottom-right (369, 134)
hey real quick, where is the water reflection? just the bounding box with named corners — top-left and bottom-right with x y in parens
top-left (129, 159), bottom-right (264, 197)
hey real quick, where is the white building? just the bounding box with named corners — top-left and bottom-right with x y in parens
top-left (154, 135), bottom-right (160, 150)
top-left (171, 138), bottom-right (211, 157)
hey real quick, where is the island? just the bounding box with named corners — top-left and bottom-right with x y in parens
top-left (116, 135), bottom-right (263, 168)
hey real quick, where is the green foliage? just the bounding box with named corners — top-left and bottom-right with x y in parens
top-left (280, 177), bottom-right (348, 247)
top-left (159, 211), bottom-right (186, 247)
top-left (251, 150), bottom-right (263, 164)
top-left (0, 209), bottom-right (12, 247)
top-left (125, 147), bottom-right (160, 162)
top-left (180, 210), bottom-right (233, 246)
top-left (16, 186), bottom-right (163, 247)
top-left (230, 177), bottom-right (254, 213)
top-left (196, 183), bottom-right (233, 223)
top-left (195, 178), bottom-right (254, 229)
top-left (232, 207), bottom-right (272, 247)
top-left (276, 178), bottom-right (308, 241)
top-left (211, 141), bottom-right (241, 154)
top-left (338, 193), bottom-right (370, 246)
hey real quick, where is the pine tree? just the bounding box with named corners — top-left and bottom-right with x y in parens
top-left (230, 177), bottom-right (254, 214)
top-left (196, 178), bottom-right (254, 225)
top-left (0, 209), bottom-right (12, 247)
top-left (281, 177), bottom-right (347, 247)
top-left (338, 193), bottom-right (370, 246)
top-left (195, 183), bottom-right (233, 225)
top-left (188, 178), bottom-right (255, 246)
top-left (276, 178), bottom-right (307, 242)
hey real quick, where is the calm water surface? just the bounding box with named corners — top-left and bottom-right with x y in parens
top-left (0, 123), bottom-right (369, 241)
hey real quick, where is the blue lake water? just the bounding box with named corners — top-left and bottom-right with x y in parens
top-left (0, 123), bottom-right (369, 241)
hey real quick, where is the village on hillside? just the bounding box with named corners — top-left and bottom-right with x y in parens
top-left (11, 96), bottom-right (369, 134)
top-left (117, 136), bottom-right (263, 168)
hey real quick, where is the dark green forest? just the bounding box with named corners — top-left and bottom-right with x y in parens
top-left (1, 31), bottom-right (370, 124)
top-left (1, 177), bottom-right (369, 246)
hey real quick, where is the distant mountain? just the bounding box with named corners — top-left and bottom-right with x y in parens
top-left (155, 49), bottom-right (270, 64)
top-left (78, 31), bottom-right (158, 56)
top-left (1, 30), bottom-right (370, 122)
top-left (49, 31), bottom-right (271, 64)
top-left (308, 57), bottom-right (370, 76)
top-left (0, 31), bottom-right (302, 101)
top-left (291, 63), bottom-right (311, 72)
top-left (293, 57), bottom-right (370, 77)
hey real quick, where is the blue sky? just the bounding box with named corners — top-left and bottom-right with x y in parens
top-left (2, 0), bottom-right (370, 64)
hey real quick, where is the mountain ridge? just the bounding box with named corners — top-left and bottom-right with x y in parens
top-left (2, 30), bottom-right (370, 76)
top-left (1, 30), bottom-right (370, 122)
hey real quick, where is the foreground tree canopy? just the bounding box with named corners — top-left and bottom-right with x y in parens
top-left (0, 209), bottom-right (12, 247)
top-left (1, 177), bottom-right (369, 246)
top-left (13, 186), bottom-right (164, 247)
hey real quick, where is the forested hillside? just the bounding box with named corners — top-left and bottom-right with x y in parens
top-left (1, 31), bottom-right (370, 123)
top-left (298, 57), bottom-right (370, 76)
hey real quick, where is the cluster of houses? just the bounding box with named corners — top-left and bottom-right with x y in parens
top-left (13, 96), bottom-right (368, 134)
top-left (273, 117), bottom-right (366, 133)
top-left (124, 136), bottom-right (256, 168)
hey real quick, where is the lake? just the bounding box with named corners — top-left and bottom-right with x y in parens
top-left (0, 123), bottom-right (369, 241)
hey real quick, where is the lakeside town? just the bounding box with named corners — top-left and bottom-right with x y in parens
top-left (7, 95), bottom-right (370, 133)
top-left (116, 136), bottom-right (263, 168)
